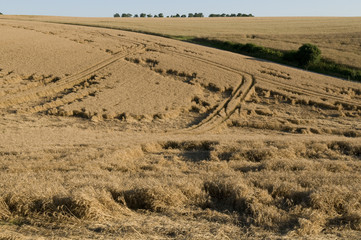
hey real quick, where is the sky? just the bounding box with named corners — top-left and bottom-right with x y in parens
top-left (0, 0), bottom-right (360, 17)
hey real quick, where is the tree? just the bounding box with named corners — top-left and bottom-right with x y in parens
top-left (296, 43), bottom-right (322, 67)
top-left (140, 13), bottom-right (146, 17)
top-left (158, 13), bottom-right (164, 18)
top-left (114, 13), bottom-right (120, 18)
top-left (121, 13), bottom-right (132, 18)
top-left (134, 14), bottom-right (139, 17)
top-left (188, 13), bottom-right (194, 18)
top-left (147, 14), bottom-right (153, 18)
top-left (181, 15), bottom-right (186, 18)
top-left (154, 14), bottom-right (158, 18)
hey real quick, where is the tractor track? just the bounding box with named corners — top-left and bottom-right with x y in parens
top-left (185, 74), bottom-right (255, 133)
top-left (166, 49), bottom-right (360, 132)
top-left (0, 43), bottom-right (146, 110)
top-left (170, 49), bottom-right (361, 110)
top-left (163, 50), bottom-right (256, 132)
top-left (255, 75), bottom-right (361, 109)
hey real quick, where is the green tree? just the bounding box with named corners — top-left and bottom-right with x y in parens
top-left (296, 43), bottom-right (322, 67)
top-left (140, 13), bottom-right (146, 17)
top-left (113, 13), bottom-right (120, 18)
top-left (158, 13), bottom-right (164, 18)
top-left (181, 14), bottom-right (186, 18)
top-left (147, 14), bottom-right (153, 18)
top-left (188, 13), bottom-right (194, 17)
top-left (122, 13), bottom-right (132, 17)
top-left (134, 14), bottom-right (139, 17)
top-left (194, 13), bottom-right (204, 17)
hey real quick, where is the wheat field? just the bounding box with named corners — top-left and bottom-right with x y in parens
top-left (0, 17), bottom-right (361, 239)
top-left (2, 15), bottom-right (361, 69)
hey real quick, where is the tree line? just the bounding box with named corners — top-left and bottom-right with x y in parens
top-left (209, 13), bottom-right (254, 17)
top-left (114, 13), bottom-right (254, 18)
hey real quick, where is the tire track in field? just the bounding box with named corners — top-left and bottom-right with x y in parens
top-left (162, 50), bottom-right (256, 132)
top-left (186, 74), bottom-right (255, 133)
top-left (170, 50), bottom-right (361, 110)
top-left (0, 43), bottom-right (146, 110)
top-left (254, 75), bottom-right (361, 109)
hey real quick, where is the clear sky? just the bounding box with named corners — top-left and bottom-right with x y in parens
top-left (1, 0), bottom-right (360, 17)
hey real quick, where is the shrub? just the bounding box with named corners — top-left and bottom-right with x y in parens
top-left (140, 13), bottom-right (146, 18)
top-left (113, 13), bottom-right (120, 18)
top-left (158, 13), bottom-right (164, 18)
top-left (282, 50), bottom-right (298, 62)
top-left (296, 43), bottom-right (322, 67)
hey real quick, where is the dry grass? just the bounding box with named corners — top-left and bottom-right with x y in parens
top-left (0, 18), bottom-right (361, 239)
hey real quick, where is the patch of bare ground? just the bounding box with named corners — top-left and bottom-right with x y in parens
top-left (0, 18), bottom-right (361, 239)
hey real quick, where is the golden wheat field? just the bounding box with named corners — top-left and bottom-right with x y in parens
top-left (3, 15), bottom-right (361, 69)
top-left (0, 17), bottom-right (361, 239)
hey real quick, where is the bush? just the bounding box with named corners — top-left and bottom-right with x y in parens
top-left (296, 43), bottom-right (321, 67)
top-left (113, 13), bottom-right (120, 18)
top-left (282, 50), bottom-right (298, 62)
top-left (140, 13), bottom-right (146, 18)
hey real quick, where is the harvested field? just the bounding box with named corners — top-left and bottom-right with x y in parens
top-left (0, 18), bottom-right (361, 239)
top-left (2, 15), bottom-right (361, 69)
